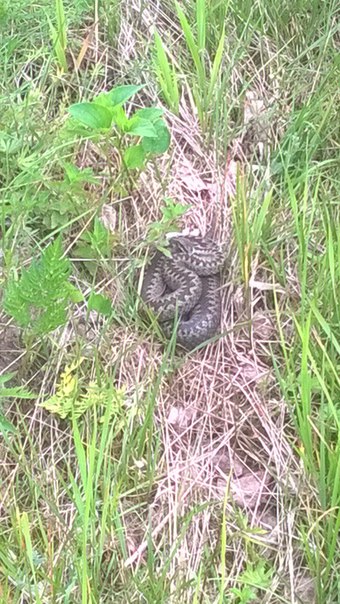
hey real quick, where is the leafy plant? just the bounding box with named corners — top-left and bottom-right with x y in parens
top-left (230, 585), bottom-right (257, 603)
top-left (230, 560), bottom-right (274, 602)
top-left (73, 217), bottom-right (118, 274)
top-left (0, 373), bottom-right (36, 401)
top-left (87, 292), bottom-right (113, 317)
top-left (67, 85), bottom-right (171, 175)
top-left (41, 162), bottom-right (98, 230)
top-left (0, 373), bottom-right (36, 435)
top-left (40, 358), bottom-right (125, 421)
top-left (146, 197), bottom-right (190, 251)
top-left (3, 237), bottom-right (81, 336)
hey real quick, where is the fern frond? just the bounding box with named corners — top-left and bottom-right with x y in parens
top-left (0, 372), bottom-right (36, 399)
top-left (40, 359), bottom-right (126, 421)
top-left (4, 237), bottom-right (76, 336)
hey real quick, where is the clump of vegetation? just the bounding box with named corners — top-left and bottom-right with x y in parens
top-left (3, 237), bottom-right (80, 337)
top-left (68, 84), bottom-right (170, 173)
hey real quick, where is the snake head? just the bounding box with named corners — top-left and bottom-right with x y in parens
top-left (169, 236), bottom-right (200, 255)
top-left (168, 236), bottom-right (225, 275)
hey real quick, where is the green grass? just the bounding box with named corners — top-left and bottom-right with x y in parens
top-left (1, 0), bottom-right (340, 602)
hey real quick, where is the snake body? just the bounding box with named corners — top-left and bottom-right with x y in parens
top-left (141, 236), bottom-right (224, 349)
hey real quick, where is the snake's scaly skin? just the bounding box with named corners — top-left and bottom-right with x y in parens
top-left (141, 236), bottom-right (224, 349)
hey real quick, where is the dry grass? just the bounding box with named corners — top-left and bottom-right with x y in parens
top-left (114, 119), bottom-right (311, 602)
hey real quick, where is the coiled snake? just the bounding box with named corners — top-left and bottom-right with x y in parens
top-left (140, 236), bottom-right (225, 349)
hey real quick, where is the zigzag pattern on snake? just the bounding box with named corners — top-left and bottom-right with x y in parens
top-left (140, 236), bottom-right (225, 350)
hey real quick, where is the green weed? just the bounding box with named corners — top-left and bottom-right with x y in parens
top-left (3, 237), bottom-right (81, 337)
top-left (68, 85), bottom-right (170, 177)
top-left (47, 0), bottom-right (68, 73)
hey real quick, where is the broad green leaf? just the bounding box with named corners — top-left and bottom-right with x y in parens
top-left (123, 145), bottom-right (146, 169)
top-left (92, 91), bottom-right (112, 108)
top-left (93, 95), bottom-right (129, 129)
top-left (88, 292), bottom-right (113, 316)
top-left (126, 118), bottom-right (158, 137)
top-left (105, 84), bottom-right (144, 108)
top-left (135, 107), bottom-right (164, 121)
top-left (141, 120), bottom-right (170, 155)
top-left (68, 103), bottom-right (112, 130)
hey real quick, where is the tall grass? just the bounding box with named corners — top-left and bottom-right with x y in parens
top-left (272, 166), bottom-right (340, 601)
top-left (154, 1), bottom-right (226, 130)
top-left (154, 30), bottom-right (180, 114)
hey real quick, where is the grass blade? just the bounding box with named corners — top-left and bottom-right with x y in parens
top-left (154, 30), bottom-right (179, 113)
top-left (47, 14), bottom-right (68, 72)
top-left (206, 25), bottom-right (225, 106)
top-left (196, 0), bottom-right (206, 53)
top-left (55, 0), bottom-right (67, 51)
top-left (175, 1), bottom-right (205, 87)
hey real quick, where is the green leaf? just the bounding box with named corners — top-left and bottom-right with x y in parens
top-left (56, 0), bottom-right (67, 49)
top-left (0, 387), bottom-right (36, 399)
top-left (126, 117), bottom-right (158, 137)
top-left (123, 144), bottom-right (146, 169)
top-left (0, 372), bottom-right (36, 400)
top-left (110, 105), bottom-right (129, 129)
top-left (47, 13), bottom-right (68, 73)
top-left (0, 413), bottom-right (17, 435)
top-left (135, 107), bottom-right (164, 121)
top-left (154, 30), bottom-right (179, 113)
top-left (88, 292), bottom-right (113, 316)
top-left (65, 283), bottom-right (84, 303)
top-left (206, 25), bottom-right (225, 106)
top-left (63, 163), bottom-right (97, 185)
top-left (68, 103), bottom-right (112, 130)
top-left (175, 2), bottom-right (205, 86)
top-left (92, 95), bottom-right (129, 129)
top-left (196, 0), bottom-right (206, 52)
top-left (92, 92), bottom-right (112, 108)
top-left (141, 119), bottom-right (170, 155)
top-left (105, 84), bottom-right (144, 107)
top-left (161, 198), bottom-right (189, 220)
top-left (0, 373), bottom-right (15, 387)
